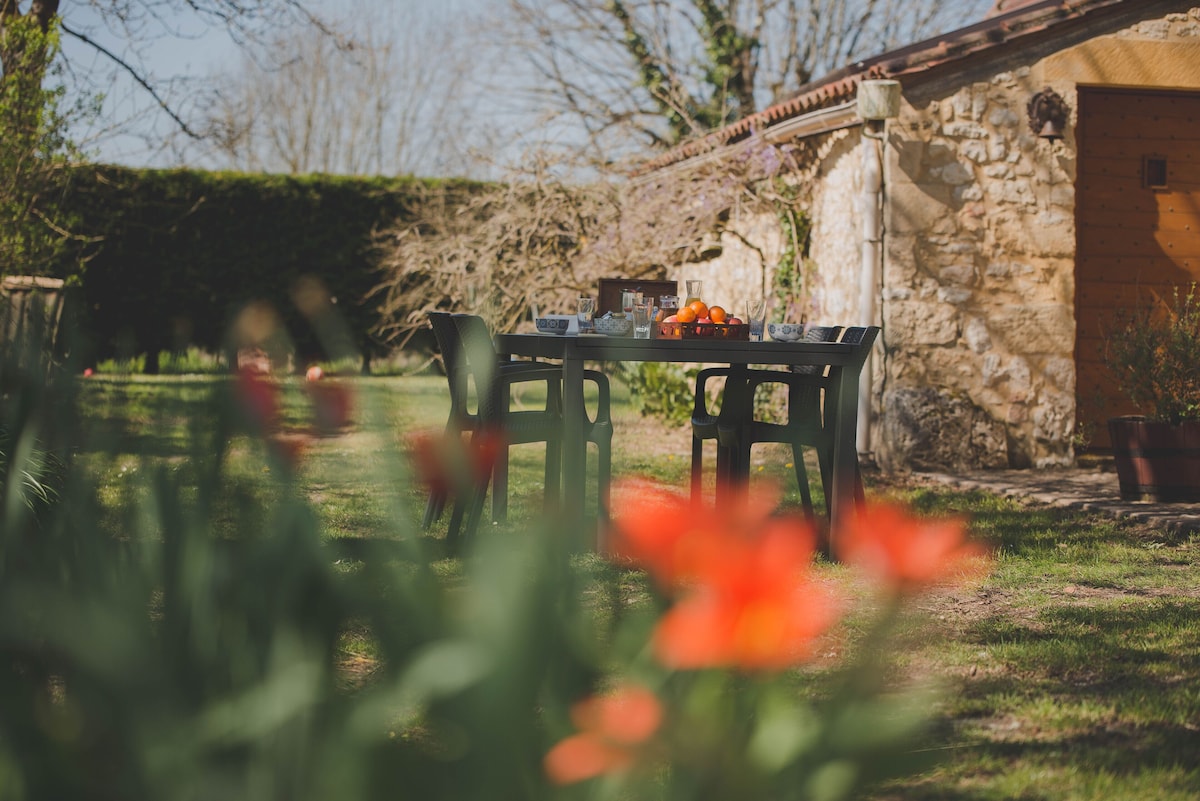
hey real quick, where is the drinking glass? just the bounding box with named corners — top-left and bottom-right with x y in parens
top-left (657, 295), bottom-right (679, 322)
top-left (632, 300), bottom-right (653, 339)
top-left (577, 295), bottom-right (596, 333)
top-left (744, 298), bottom-right (766, 341)
top-left (621, 290), bottom-right (640, 317)
top-left (684, 280), bottom-right (703, 308)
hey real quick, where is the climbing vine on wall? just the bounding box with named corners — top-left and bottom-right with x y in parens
top-left (771, 180), bottom-right (814, 324)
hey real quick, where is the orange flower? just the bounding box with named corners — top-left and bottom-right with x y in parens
top-left (543, 684), bottom-right (662, 785)
top-left (836, 502), bottom-right (990, 594)
top-left (234, 365), bottom-right (280, 433)
top-left (654, 518), bottom-right (839, 670)
top-left (405, 428), bottom-right (506, 495)
top-left (607, 479), bottom-right (777, 586)
top-left (609, 480), bottom-right (840, 670)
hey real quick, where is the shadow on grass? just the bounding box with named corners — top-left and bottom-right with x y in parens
top-left (882, 483), bottom-right (1196, 552)
top-left (884, 598), bottom-right (1200, 799)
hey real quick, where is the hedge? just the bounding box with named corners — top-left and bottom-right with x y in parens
top-left (48, 165), bottom-right (482, 372)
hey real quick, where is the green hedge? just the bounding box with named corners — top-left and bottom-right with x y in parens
top-left (51, 166), bottom-right (481, 372)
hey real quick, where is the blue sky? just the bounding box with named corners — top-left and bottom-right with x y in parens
top-left (51, 0), bottom-right (992, 173)
top-left (56, 0), bottom-right (494, 171)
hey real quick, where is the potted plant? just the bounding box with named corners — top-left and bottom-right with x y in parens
top-left (1104, 283), bottom-right (1200, 501)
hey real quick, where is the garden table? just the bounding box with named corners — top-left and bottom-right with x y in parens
top-left (493, 333), bottom-right (868, 548)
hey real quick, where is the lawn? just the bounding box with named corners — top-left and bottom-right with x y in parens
top-left (73, 373), bottom-right (1200, 800)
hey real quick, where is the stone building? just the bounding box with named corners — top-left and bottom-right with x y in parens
top-left (652, 0), bottom-right (1200, 472)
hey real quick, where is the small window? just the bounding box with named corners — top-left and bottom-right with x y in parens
top-left (1143, 155), bottom-right (1168, 189)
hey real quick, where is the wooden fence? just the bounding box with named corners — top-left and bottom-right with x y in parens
top-left (1, 275), bottom-right (67, 371)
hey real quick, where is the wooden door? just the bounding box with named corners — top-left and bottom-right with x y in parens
top-left (1074, 87), bottom-right (1200, 449)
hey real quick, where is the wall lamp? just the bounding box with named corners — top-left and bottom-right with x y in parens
top-left (1027, 88), bottom-right (1069, 140)
top-left (857, 79), bottom-right (902, 122)
top-left (857, 79), bottom-right (901, 142)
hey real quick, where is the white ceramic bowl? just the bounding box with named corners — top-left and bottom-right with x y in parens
top-left (593, 316), bottom-right (634, 337)
top-left (767, 322), bottom-right (806, 342)
top-left (535, 317), bottom-right (571, 335)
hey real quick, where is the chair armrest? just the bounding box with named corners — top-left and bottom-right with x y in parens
top-left (740, 369), bottom-right (831, 429)
top-left (496, 362), bottom-right (564, 415)
top-left (499, 359), bottom-right (554, 374)
top-left (693, 366), bottom-right (732, 421)
top-left (583, 369), bottom-right (612, 426)
top-left (745, 369), bottom-right (829, 394)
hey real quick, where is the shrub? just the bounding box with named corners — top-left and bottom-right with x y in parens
top-left (1105, 283), bottom-right (1200, 425)
top-left (617, 361), bottom-right (696, 425)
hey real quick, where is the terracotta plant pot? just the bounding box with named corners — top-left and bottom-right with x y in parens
top-left (1107, 416), bottom-right (1200, 502)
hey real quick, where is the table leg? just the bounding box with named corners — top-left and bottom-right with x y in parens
top-left (827, 365), bottom-right (860, 551)
top-left (560, 345), bottom-right (589, 545)
top-left (493, 383), bottom-right (511, 523)
top-left (714, 364), bottom-right (749, 506)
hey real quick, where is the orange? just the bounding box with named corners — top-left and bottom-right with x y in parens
top-left (676, 306), bottom-right (698, 323)
top-left (688, 300), bottom-right (709, 320)
top-left (709, 305), bottom-right (727, 324)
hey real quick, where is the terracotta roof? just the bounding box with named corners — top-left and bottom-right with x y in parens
top-left (986, 0), bottom-right (1051, 17)
top-left (640, 0), bottom-right (1134, 172)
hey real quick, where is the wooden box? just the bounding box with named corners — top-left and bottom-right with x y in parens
top-left (597, 278), bottom-right (678, 316)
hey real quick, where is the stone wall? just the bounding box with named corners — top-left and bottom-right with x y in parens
top-left (873, 7), bottom-right (1200, 471)
top-left (670, 205), bottom-right (778, 316)
top-left (807, 135), bottom-right (864, 327)
top-left (878, 65), bottom-right (1077, 470)
top-left (675, 131), bottom-right (866, 326)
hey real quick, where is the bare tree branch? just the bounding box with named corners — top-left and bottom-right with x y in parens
top-left (3, 0), bottom-right (340, 154)
top-left (58, 21), bottom-right (202, 139)
top-left (195, 3), bottom-right (482, 176)
top-left (368, 138), bottom-right (802, 344)
top-left (496, 0), bottom-right (992, 154)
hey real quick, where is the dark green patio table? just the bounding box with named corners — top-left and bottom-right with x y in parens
top-left (494, 332), bottom-right (868, 548)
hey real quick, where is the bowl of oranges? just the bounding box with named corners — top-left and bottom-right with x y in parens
top-left (659, 300), bottom-right (748, 340)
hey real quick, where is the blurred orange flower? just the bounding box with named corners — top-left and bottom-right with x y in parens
top-left (306, 381), bottom-right (354, 435)
top-left (405, 428), bottom-right (505, 495)
top-left (268, 433), bottom-right (309, 470)
top-left (234, 366), bottom-right (280, 433)
top-left (543, 684), bottom-right (662, 785)
top-left (837, 502), bottom-right (990, 594)
top-left (607, 479), bottom-right (777, 585)
top-left (609, 480), bottom-right (839, 670)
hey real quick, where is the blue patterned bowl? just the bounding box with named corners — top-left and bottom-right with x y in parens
top-left (593, 316), bottom-right (634, 336)
top-left (535, 317), bottom-right (571, 335)
top-left (767, 322), bottom-right (805, 342)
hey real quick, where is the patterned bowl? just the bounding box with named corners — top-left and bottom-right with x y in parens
top-left (593, 316), bottom-right (634, 337)
top-left (535, 317), bottom-right (571, 335)
top-left (767, 322), bottom-right (806, 342)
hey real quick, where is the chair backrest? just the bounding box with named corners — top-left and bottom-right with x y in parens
top-left (451, 314), bottom-right (504, 421)
top-left (790, 325), bottom-right (843, 375)
top-left (836, 326), bottom-right (881, 372)
top-left (428, 311), bottom-right (474, 422)
top-left (427, 311), bottom-right (462, 374)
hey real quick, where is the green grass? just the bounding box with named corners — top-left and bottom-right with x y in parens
top-left (75, 374), bottom-right (1200, 801)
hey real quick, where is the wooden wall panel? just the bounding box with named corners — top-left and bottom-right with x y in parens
top-left (1074, 87), bottom-right (1200, 449)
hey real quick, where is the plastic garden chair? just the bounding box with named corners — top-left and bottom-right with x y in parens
top-left (689, 326), bottom-right (841, 505)
top-left (718, 326), bottom-right (877, 519)
top-left (424, 312), bottom-right (612, 546)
